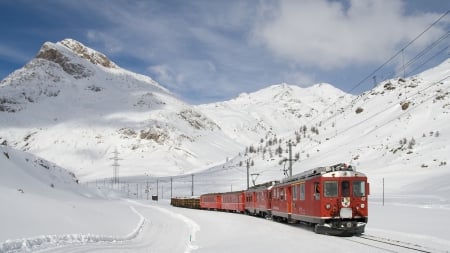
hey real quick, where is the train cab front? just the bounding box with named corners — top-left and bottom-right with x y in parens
top-left (316, 171), bottom-right (369, 236)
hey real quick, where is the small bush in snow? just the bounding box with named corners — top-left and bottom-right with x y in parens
top-left (355, 107), bottom-right (364, 114)
top-left (401, 101), bottom-right (410, 110)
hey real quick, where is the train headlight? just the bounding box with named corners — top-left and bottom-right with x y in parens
top-left (360, 203), bottom-right (365, 209)
top-left (325, 203), bottom-right (331, 210)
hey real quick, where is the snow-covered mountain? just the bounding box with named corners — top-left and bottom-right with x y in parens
top-left (1, 39), bottom-right (450, 252)
top-left (0, 39), bottom-right (350, 181)
top-left (197, 83), bottom-right (353, 146)
top-left (209, 58), bottom-right (450, 200)
top-left (1, 38), bottom-right (449, 199)
top-left (0, 39), bottom-right (241, 180)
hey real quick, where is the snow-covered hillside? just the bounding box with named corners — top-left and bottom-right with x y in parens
top-left (0, 145), bottom-right (140, 244)
top-left (0, 39), bottom-right (241, 180)
top-left (196, 83), bottom-right (353, 146)
top-left (1, 39), bottom-right (449, 202)
top-left (1, 39), bottom-right (450, 252)
top-left (201, 58), bottom-right (450, 204)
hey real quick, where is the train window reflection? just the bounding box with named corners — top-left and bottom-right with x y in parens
top-left (353, 181), bottom-right (366, 197)
top-left (324, 181), bottom-right (338, 197)
top-left (342, 181), bottom-right (350, 197)
top-left (300, 183), bottom-right (305, 200)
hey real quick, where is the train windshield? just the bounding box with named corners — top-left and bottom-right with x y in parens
top-left (353, 181), bottom-right (366, 197)
top-left (324, 181), bottom-right (338, 197)
top-left (342, 181), bottom-right (350, 197)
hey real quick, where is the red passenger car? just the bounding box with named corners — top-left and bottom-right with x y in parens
top-left (221, 191), bottom-right (245, 213)
top-left (200, 193), bottom-right (221, 210)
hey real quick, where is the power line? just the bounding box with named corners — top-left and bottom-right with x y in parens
top-left (348, 10), bottom-right (449, 94)
top-left (306, 10), bottom-right (450, 132)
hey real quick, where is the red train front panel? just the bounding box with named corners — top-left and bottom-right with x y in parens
top-left (289, 169), bottom-right (369, 234)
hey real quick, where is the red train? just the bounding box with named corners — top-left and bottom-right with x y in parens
top-left (173, 163), bottom-right (369, 236)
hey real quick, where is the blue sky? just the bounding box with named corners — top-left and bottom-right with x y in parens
top-left (1, 0), bottom-right (449, 104)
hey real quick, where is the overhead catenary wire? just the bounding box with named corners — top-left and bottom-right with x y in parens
top-left (115, 11), bottom-right (450, 192)
top-left (294, 75), bottom-right (450, 165)
top-left (348, 10), bottom-right (449, 94)
top-left (306, 10), bottom-right (450, 128)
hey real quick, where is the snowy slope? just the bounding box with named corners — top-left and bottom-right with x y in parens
top-left (197, 59), bottom-right (450, 205)
top-left (0, 39), bottom-right (240, 180)
top-left (1, 38), bottom-right (449, 202)
top-left (196, 83), bottom-right (353, 146)
top-left (288, 59), bottom-right (450, 198)
top-left (1, 41), bottom-right (450, 252)
top-left (0, 145), bottom-right (140, 244)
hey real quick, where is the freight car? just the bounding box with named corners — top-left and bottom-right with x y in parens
top-left (170, 197), bottom-right (200, 209)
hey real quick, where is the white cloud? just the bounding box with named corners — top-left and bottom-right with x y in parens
top-left (0, 44), bottom-right (32, 62)
top-left (148, 64), bottom-right (184, 88)
top-left (282, 70), bottom-right (317, 87)
top-left (253, 0), bottom-right (447, 70)
top-left (86, 30), bottom-right (124, 54)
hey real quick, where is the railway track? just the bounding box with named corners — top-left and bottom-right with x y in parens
top-left (344, 234), bottom-right (441, 253)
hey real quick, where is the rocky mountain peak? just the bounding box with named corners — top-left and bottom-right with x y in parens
top-left (59, 39), bottom-right (118, 69)
top-left (35, 42), bottom-right (92, 79)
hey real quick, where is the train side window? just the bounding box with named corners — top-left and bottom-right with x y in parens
top-left (314, 182), bottom-right (320, 200)
top-left (353, 181), bottom-right (366, 197)
top-left (300, 183), bottom-right (305, 200)
top-left (292, 185), bottom-right (297, 200)
top-left (324, 181), bottom-right (338, 197)
top-left (342, 181), bottom-right (350, 197)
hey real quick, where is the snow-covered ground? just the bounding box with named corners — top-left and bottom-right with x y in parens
top-left (1, 40), bottom-right (450, 252)
top-left (1, 145), bottom-right (449, 253)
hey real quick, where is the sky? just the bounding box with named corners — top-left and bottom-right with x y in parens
top-left (1, 0), bottom-right (450, 104)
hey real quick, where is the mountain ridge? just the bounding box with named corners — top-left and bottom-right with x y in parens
top-left (1, 39), bottom-right (449, 189)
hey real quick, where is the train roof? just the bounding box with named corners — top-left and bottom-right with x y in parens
top-left (246, 180), bottom-right (279, 192)
top-left (282, 163), bottom-right (366, 184)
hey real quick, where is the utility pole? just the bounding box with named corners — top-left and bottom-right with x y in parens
top-left (288, 140), bottom-right (293, 177)
top-left (383, 178), bottom-right (385, 206)
top-left (110, 148), bottom-right (122, 189)
top-left (246, 159), bottom-right (250, 190)
top-left (170, 177), bottom-right (173, 199)
top-left (191, 174), bottom-right (194, 196)
top-left (156, 179), bottom-right (159, 201)
top-left (146, 181), bottom-right (149, 200)
top-left (281, 140), bottom-right (294, 177)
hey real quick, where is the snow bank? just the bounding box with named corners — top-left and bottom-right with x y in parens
top-left (0, 206), bottom-right (145, 253)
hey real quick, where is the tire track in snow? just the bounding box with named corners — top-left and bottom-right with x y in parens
top-left (127, 200), bottom-right (200, 252)
top-left (0, 205), bottom-right (146, 253)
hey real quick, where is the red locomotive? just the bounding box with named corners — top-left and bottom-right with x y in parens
top-left (172, 163), bottom-right (369, 236)
top-left (271, 163), bottom-right (369, 235)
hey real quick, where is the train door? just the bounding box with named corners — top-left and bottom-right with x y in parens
top-left (310, 181), bottom-right (321, 216)
top-left (291, 184), bottom-right (297, 215)
top-left (286, 185), bottom-right (292, 215)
